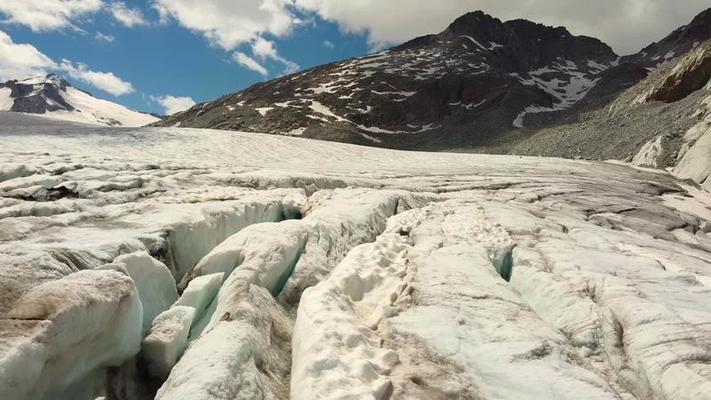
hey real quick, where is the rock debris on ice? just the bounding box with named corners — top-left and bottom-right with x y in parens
top-left (1, 126), bottom-right (711, 399)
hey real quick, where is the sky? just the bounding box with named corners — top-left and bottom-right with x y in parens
top-left (0, 0), bottom-right (708, 115)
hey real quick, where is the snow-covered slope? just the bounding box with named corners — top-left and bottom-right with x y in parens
top-left (0, 74), bottom-right (159, 127)
top-left (2, 124), bottom-right (711, 399)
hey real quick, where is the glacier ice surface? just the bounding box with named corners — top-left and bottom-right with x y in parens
top-left (1, 126), bottom-right (711, 399)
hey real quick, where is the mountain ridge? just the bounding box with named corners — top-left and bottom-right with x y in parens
top-left (153, 7), bottom-right (711, 153)
top-left (0, 74), bottom-right (159, 127)
top-left (152, 9), bottom-right (623, 148)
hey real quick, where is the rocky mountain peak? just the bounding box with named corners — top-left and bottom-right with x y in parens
top-left (154, 7), bottom-right (708, 151)
top-left (0, 74), bottom-right (158, 127)
top-left (4, 74), bottom-right (76, 113)
top-left (443, 10), bottom-right (504, 39)
top-left (684, 7), bottom-right (711, 37)
top-left (440, 11), bottom-right (616, 70)
top-left (16, 74), bottom-right (72, 90)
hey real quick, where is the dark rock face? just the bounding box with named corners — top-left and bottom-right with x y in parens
top-left (156, 8), bottom-right (711, 151)
top-left (154, 10), bottom-right (619, 149)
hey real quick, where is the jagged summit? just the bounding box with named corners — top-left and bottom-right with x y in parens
top-left (154, 7), bottom-right (711, 151)
top-left (15, 73), bottom-right (68, 87)
top-left (154, 10), bottom-right (622, 148)
top-left (0, 74), bottom-right (158, 127)
top-left (443, 10), bottom-right (505, 38)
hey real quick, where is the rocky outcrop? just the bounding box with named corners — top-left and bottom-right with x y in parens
top-left (641, 40), bottom-right (711, 103)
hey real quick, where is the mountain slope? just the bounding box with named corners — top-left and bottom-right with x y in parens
top-left (503, 38), bottom-right (711, 187)
top-left (155, 8), bottom-right (711, 153)
top-left (623, 7), bottom-right (711, 67)
top-left (0, 74), bottom-right (159, 127)
top-left (154, 11), bottom-right (619, 148)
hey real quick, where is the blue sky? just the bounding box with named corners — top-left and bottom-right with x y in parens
top-left (0, 1), bottom-right (708, 115)
top-left (0, 1), bottom-right (372, 114)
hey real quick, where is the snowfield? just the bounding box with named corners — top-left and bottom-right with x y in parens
top-left (1, 124), bottom-right (711, 400)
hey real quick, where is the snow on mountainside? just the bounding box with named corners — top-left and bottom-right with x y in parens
top-left (623, 7), bottom-right (711, 68)
top-left (154, 8), bottom-right (711, 153)
top-left (0, 74), bottom-right (159, 127)
top-left (507, 37), bottom-right (711, 182)
top-left (2, 125), bottom-right (711, 399)
top-left (153, 11), bottom-right (618, 148)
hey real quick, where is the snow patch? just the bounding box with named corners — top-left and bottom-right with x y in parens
top-left (0, 87), bottom-right (12, 111)
top-left (256, 107), bottom-right (273, 116)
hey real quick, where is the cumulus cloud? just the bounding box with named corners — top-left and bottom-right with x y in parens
top-left (59, 60), bottom-right (135, 96)
top-left (0, 1), bottom-right (149, 32)
top-left (322, 40), bottom-right (334, 49)
top-left (109, 1), bottom-right (148, 27)
top-left (95, 32), bottom-right (116, 42)
top-left (153, 0), bottom-right (301, 76)
top-left (150, 0), bottom-right (710, 70)
top-left (251, 37), bottom-right (300, 75)
top-left (0, 0), bottom-right (102, 32)
top-left (252, 36), bottom-right (281, 60)
top-left (293, 0), bottom-right (711, 54)
top-left (233, 52), bottom-right (269, 77)
top-left (151, 95), bottom-right (196, 115)
top-left (153, 0), bottom-right (294, 50)
top-left (0, 29), bottom-right (136, 96)
top-left (0, 30), bottom-right (57, 81)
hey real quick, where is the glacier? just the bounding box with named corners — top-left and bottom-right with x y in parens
top-left (1, 124), bottom-right (711, 399)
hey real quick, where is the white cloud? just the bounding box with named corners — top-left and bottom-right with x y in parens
top-left (153, 0), bottom-right (294, 50)
top-left (0, 30), bottom-right (57, 81)
top-left (322, 40), bottom-right (334, 49)
top-left (153, 0), bottom-right (302, 76)
top-left (0, 29), bottom-right (136, 97)
top-left (0, 0), bottom-right (102, 32)
top-left (252, 36), bottom-right (281, 60)
top-left (233, 52), bottom-right (269, 77)
top-left (95, 31), bottom-right (116, 42)
top-left (151, 95), bottom-right (196, 114)
top-left (59, 60), bottom-right (135, 96)
top-left (280, 60), bottom-right (300, 75)
top-left (251, 37), bottom-right (300, 75)
top-left (293, 0), bottom-right (711, 54)
top-left (149, 0), bottom-right (710, 73)
top-left (109, 1), bottom-right (148, 27)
